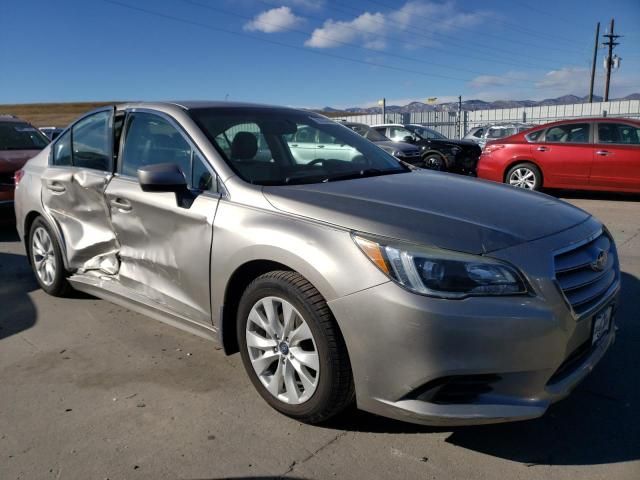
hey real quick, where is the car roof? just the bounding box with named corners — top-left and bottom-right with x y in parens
top-left (0, 114), bottom-right (29, 124)
top-left (527, 117), bottom-right (640, 130)
top-left (116, 100), bottom-right (307, 113)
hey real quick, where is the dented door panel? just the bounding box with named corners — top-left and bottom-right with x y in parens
top-left (40, 167), bottom-right (119, 269)
top-left (104, 176), bottom-right (218, 325)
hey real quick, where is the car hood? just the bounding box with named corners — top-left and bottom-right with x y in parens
top-left (373, 140), bottom-right (420, 154)
top-left (0, 150), bottom-right (42, 173)
top-left (263, 171), bottom-right (591, 254)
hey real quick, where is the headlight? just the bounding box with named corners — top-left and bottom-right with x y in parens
top-left (353, 234), bottom-right (528, 299)
top-left (392, 150), bottom-right (402, 157)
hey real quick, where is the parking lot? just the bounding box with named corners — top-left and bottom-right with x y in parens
top-left (0, 190), bottom-right (638, 480)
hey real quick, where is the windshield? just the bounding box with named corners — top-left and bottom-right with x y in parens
top-left (487, 127), bottom-right (518, 139)
top-left (190, 109), bottom-right (408, 186)
top-left (407, 125), bottom-right (446, 140)
top-left (0, 122), bottom-right (49, 150)
top-left (345, 123), bottom-right (389, 142)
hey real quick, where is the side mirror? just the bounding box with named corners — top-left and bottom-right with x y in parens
top-left (137, 163), bottom-right (188, 193)
top-left (402, 135), bottom-right (414, 144)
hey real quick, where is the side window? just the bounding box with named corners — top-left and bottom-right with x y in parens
top-left (545, 123), bottom-right (590, 144)
top-left (52, 130), bottom-right (72, 166)
top-left (598, 123), bottom-right (640, 145)
top-left (525, 130), bottom-right (544, 142)
top-left (121, 112), bottom-right (216, 192)
top-left (72, 110), bottom-right (113, 171)
top-left (192, 151), bottom-right (216, 192)
top-left (473, 128), bottom-right (484, 138)
top-left (389, 127), bottom-right (412, 141)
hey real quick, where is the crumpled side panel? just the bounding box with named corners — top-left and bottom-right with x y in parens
top-left (41, 169), bottom-right (120, 271)
top-left (105, 178), bottom-right (217, 325)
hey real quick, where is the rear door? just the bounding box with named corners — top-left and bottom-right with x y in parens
top-left (590, 121), bottom-right (640, 191)
top-left (532, 122), bottom-right (593, 187)
top-left (41, 108), bottom-right (119, 270)
top-left (104, 110), bottom-right (219, 326)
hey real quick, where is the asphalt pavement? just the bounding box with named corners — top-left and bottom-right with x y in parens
top-left (1, 192), bottom-right (639, 480)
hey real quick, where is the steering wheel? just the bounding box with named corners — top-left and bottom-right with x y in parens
top-left (308, 158), bottom-right (326, 166)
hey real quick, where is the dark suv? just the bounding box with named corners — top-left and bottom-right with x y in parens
top-left (373, 123), bottom-right (481, 175)
top-left (1, 115), bottom-right (49, 210)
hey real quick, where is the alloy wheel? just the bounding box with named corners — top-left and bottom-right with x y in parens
top-left (32, 226), bottom-right (56, 286)
top-left (246, 296), bottom-right (320, 404)
top-left (509, 167), bottom-right (537, 189)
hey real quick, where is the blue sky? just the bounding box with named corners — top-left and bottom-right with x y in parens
top-left (1, 0), bottom-right (638, 107)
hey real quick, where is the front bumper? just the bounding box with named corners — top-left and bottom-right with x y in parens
top-left (329, 221), bottom-right (619, 426)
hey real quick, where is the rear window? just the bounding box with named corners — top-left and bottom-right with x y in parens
top-left (0, 122), bottom-right (49, 151)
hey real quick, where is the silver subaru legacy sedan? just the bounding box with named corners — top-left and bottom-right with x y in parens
top-left (14, 102), bottom-right (620, 426)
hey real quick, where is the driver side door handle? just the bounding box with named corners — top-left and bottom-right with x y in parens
top-left (45, 181), bottom-right (66, 193)
top-left (110, 198), bottom-right (132, 212)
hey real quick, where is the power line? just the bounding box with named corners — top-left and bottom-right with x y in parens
top-left (102, 0), bottom-right (480, 84)
top-left (251, 0), bottom-right (574, 70)
top-left (182, 0), bottom-right (544, 81)
top-left (338, 0), bottom-right (589, 50)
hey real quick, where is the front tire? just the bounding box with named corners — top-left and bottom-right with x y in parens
top-left (237, 271), bottom-right (354, 424)
top-left (506, 162), bottom-right (542, 191)
top-left (29, 217), bottom-right (72, 296)
top-left (423, 153), bottom-right (446, 171)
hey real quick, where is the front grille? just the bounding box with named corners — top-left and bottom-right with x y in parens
top-left (554, 232), bottom-right (618, 316)
top-left (399, 151), bottom-right (421, 158)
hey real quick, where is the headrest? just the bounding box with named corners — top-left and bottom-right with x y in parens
top-left (231, 132), bottom-right (258, 160)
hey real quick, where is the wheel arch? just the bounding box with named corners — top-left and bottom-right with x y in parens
top-left (503, 159), bottom-right (544, 186)
top-left (23, 210), bottom-right (70, 270)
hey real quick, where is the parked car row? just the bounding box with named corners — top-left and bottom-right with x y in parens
top-left (12, 101), bottom-right (622, 428)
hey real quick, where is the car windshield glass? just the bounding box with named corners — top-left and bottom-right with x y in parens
top-left (0, 122), bottom-right (49, 150)
top-left (487, 127), bottom-right (517, 139)
top-left (345, 124), bottom-right (388, 142)
top-left (408, 126), bottom-right (446, 140)
top-left (190, 109), bottom-right (409, 186)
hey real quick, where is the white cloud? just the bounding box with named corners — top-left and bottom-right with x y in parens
top-left (305, 1), bottom-right (487, 49)
top-left (305, 12), bottom-right (386, 48)
top-left (244, 6), bottom-right (303, 33)
top-left (279, 0), bottom-right (324, 10)
top-left (534, 67), bottom-right (588, 90)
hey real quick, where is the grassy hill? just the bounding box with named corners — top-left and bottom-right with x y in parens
top-left (0, 102), bottom-right (118, 127)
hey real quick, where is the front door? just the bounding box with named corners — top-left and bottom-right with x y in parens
top-left (41, 108), bottom-right (119, 270)
top-left (590, 122), bottom-right (640, 191)
top-left (532, 122), bottom-right (593, 187)
top-left (104, 111), bottom-right (220, 325)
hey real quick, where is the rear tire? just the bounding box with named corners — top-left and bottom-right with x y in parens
top-left (28, 217), bottom-right (72, 297)
top-left (506, 162), bottom-right (542, 191)
top-left (237, 271), bottom-right (355, 424)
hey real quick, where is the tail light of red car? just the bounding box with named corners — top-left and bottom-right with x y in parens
top-left (14, 169), bottom-right (25, 185)
top-left (483, 144), bottom-right (506, 154)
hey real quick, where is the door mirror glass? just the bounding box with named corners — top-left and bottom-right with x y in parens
top-left (137, 163), bottom-right (188, 193)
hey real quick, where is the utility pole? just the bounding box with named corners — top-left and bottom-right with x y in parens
top-left (588, 22), bottom-right (600, 103)
top-left (378, 98), bottom-right (386, 122)
top-left (457, 95), bottom-right (463, 139)
top-left (602, 18), bottom-right (620, 102)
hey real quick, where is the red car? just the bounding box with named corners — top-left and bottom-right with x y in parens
top-left (1, 115), bottom-right (49, 209)
top-left (477, 117), bottom-right (640, 193)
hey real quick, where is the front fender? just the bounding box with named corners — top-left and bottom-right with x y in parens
top-left (210, 200), bottom-right (389, 329)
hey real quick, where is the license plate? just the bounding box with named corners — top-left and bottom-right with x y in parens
top-left (592, 306), bottom-right (613, 346)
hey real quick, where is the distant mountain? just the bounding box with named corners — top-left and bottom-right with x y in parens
top-left (321, 93), bottom-right (637, 115)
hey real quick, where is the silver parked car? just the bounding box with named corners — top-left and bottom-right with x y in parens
top-left (477, 123), bottom-right (536, 149)
top-left (14, 102), bottom-right (620, 426)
